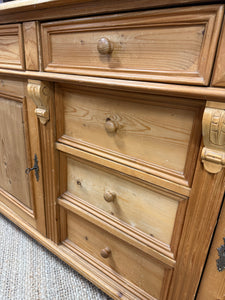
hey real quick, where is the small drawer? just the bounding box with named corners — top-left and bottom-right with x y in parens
top-left (41, 5), bottom-right (223, 85)
top-left (0, 24), bottom-right (24, 70)
top-left (63, 209), bottom-right (172, 299)
top-left (55, 84), bottom-right (203, 185)
top-left (62, 155), bottom-right (185, 247)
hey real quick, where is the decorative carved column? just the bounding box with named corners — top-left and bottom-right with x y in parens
top-left (202, 101), bottom-right (225, 174)
top-left (27, 80), bottom-right (51, 125)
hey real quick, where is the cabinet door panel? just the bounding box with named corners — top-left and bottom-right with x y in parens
top-left (0, 78), bottom-right (46, 235)
top-left (0, 97), bottom-right (32, 209)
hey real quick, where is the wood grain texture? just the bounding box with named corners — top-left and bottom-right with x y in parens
top-left (55, 84), bottom-right (203, 186)
top-left (0, 24), bottom-right (24, 70)
top-left (0, 79), bottom-right (46, 235)
top-left (0, 96), bottom-right (31, 209)
top-left (58, 194), bottom-right (176, 268)
top-left (41, 5), bottom-right (224, 85)
top-left (1, 69), bottom-right (225, 103)
top-left (212, 19), bottom-right (225, 87)
top-left (66, 156), bottom-right (179, 246)
top-left (66, 210), bottom-right (169, 299)
top-left (37, 81), bottom-right (59, 242)
top-left (23, 22), bottom-right (39, 71)
top-left (197, 197), bottom-right (225, 300)
top-left (0, 0), bottom-right (219, 25)
top-left (167, 146), bottom-right (225, 300)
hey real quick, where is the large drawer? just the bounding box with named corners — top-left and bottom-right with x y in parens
top-left (62, 209), bottom-right (173, 299)
top-left (61, 155), bottom-right (185, 246)
top-left (55, 84), bottom-right (203, 185)
top-left (41, 5), bottom-right (223, 85)
top-left (0, 24), bottom-right (24, 70)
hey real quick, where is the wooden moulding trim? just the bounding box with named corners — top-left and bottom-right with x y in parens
top-left (0, 91), bottom-right (24, 102)
top-left (0, 187), bottom-right (34, 219)
top-left (59, 135), bottom-right (189, 187)
top-left (63, 239), bottom-right (157, 300)
top-left (58, 193), bottom-right (176, 267)
top-left (0, 200), bottom-right (155, 300)
top-left (0, 69), bottom-right (225, 102)
top-left (56, 141), bottom-right (191, 198)
top-left (62, 151), bottom-right (189, 202)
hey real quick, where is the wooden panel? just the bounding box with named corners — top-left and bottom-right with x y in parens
top-left (197, 197), bottom-right (225, 300)
top-left (66, 156), bottom-right (179, 245)
top-left (55, 84), bottom-right (203, 186)
top-left (23, 21), bottom-right (39, 71)
top-left (212, 20), bottom-right (225, 87)
top-left (41, 5), bottom-right (224, 85)
top-left (0, 78), bottom-right (46, 235)
top-left (0, 97), bottom-right (31, 209)
top-left (65, 209), bottom-right (171, 299)
top-left (167, 148), bottom-right (225, 300)
top-left (0, 24), bottom-right (24, 70)
top-left (0, 0), bottom-right (219, 25)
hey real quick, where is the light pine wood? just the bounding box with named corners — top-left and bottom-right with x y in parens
top-left (23, 22), bottom-right (39, 71)
top-left (0, 78), bottom-right (46, 235)
top-left (34, 81), bottom-right (59, 242)
top-left (0, 0), bottom-right (216, 25)
top-left (212, 20), bottom-right (225, 87)
top-left (55, 84), bottom-right (203, 186)
top-left (0, 96), bottom-right (31, 208)
top-left (0, 1), bottom-right (224, 300)
top-left (168, 148), bottom-right (225, 300)
top-left (66, 156), bottom-right (179, 245)
top-left (66, 210), bottom-right (169, 299)
top-left (0, 24), bottom-right (24, 70)
top-left (197, 199), bottom-right (225, 300)
top-left (0, 69), bottom-right (225, 103)
top-left (41, 5), bottom-right (223, 85)
top-left (58, 194), bottom-right (177, 268)
top-left (201, 104), bottom-right (225, 174)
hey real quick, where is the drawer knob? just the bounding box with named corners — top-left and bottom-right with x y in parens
top-left (104, 191), bottom-right (116, 202)
top-left (100, 247), bottom-right (111, 258)
top-left (97, 37), bottom-right (114, 55)
top-left (105, 118), bottom-right (117, 133)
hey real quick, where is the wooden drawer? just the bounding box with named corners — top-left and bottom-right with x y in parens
top-left (55, 84), bottom-right (203, 186)
top-left (0, 24), bottom-right (24, 70)
top-left (41, 5), bottom-right (223, 85)
top-left (61, 209), bottom-right (173, 299)
top-left (61, 155), bottom-right (185, 247)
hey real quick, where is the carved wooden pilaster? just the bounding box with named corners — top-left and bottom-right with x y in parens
top-left (202, 102), bottom-right (225, 174)
top-left (27, 80), bottom-right (51, 125)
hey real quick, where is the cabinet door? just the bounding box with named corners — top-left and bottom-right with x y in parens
top-left (197, 196), bottom-right (225, 300)
top-left (0, 78), bottom-right (46, 235)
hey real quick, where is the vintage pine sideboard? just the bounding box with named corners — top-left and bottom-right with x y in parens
top-left (0, 0), bottom-right (225, 299)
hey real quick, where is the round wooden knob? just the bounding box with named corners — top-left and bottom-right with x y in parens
top-left (97, 37), bottom-right (114, 55)
top-left (104, 118), bottom-right (117, 133)
top-left (104, 191), bottom-right (116, 202)
top-left (100, 247), bottom-right (111, 258)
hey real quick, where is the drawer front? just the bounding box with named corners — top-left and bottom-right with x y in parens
top-left (66, 156), bottom-right (180, 246)
top-left (0, 24), bottom-right (24, 70)
top-left (64, 210), bottom-right (171, 299)
top-left (56, 84), bottom-right (203, 185)
top-left (41, 5), bottom-right (223, 85)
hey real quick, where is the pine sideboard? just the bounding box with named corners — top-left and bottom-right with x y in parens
top-left (0, 1), bottom-right (225, 299)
